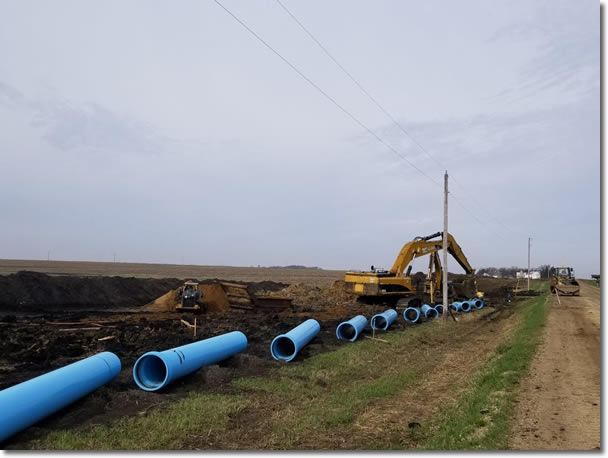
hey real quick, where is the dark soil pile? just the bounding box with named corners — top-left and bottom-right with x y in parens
top-left (0, 271), bottom-right (183, 312)
top-left (196, 278), bottom-right (288, 294)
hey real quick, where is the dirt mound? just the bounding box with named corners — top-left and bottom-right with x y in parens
top-left (475, 277), bottom-right (517, 299)
top-left (268, 280), bottom-right (359, 316)
top-left (195, 279), bottom-right (288, 294)
top-left (144, 280), bottom-right (290, 313)
top-left (0, 271), bottom-right (183, 312)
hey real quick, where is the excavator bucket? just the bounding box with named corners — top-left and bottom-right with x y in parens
top-left (451, 277), bottom-right (477, 299)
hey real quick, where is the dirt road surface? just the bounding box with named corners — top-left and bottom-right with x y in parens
top-left (510, 281), bottom-right (600, 450)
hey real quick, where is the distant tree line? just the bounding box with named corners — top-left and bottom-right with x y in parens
top-left (477, 264), bottom-right (555, 279)
top-left (268, 265), bottom-right (322, 270)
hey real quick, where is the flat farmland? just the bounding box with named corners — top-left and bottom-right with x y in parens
top-left (0, 259), bottom-right (345, 287)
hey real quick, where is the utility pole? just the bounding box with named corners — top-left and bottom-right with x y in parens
top-left (47, 250), bottom-right (50, 261)
top-left (442, 171), bottom-right (449, 320)
top-left (113, 252), bottom-right (116, 263)
top-left (527, 237), bottom-right (532, 291)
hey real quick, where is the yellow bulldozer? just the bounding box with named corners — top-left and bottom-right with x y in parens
top-left (175, 281), bottom-right (205, 312)
top-left (550, 266), bottom-right (580, 296)
top-left (344, 231), bottom-right (477, 306)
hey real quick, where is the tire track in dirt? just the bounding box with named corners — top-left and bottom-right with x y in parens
top-left (510, 282), bottom-right (600, 450)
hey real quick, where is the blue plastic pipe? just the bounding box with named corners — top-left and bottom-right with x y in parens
top-left (434, 304), bottom-right (444, 315)
top-left (271, 319), bottom-right (320, 362)
top-left (133, 331), bottom-right (247, 391)
top-left (0, 351), bottom-right (121, 443)
top-left (370, 309), bottom-right (398, 331)
top-left (336, 315), bottom-right (368, 342)
top-left (403, 307), bottom-right (421, 323)
top-left (421, 304), bottom-right (439, 319)
top-left (451, 301), bottom-right (471, 312)
top-left (470, 297), bottom-right (484, 309)
top-left (461, 300), bottom-right (473, 312)
top-left (451, 302), bottom-right (463, 311)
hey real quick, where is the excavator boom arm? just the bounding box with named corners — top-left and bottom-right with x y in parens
top-left (445, 233), bottom-right (474, 274)
top-left (389, 232), bottom-right (474, 275)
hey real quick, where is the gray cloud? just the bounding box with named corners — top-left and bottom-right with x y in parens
top-left (0, 80), bottom-right (176, 156)
top-left (489, 0), bottom-right (599, 101)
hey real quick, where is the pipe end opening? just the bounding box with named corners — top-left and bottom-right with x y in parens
top-left (404, 308), bottom-right (420, 323)
top-left (337, 323), bottom-right (357, 341)
top-left (133, 354), bottom-right (168, 391)
top-left (371, 316), bottom-right (387, 330)
top-left (271, 336), bottom-right (296, 361)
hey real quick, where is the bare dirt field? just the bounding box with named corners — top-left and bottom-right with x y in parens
top-left (510, 281), bottom-right (600, 450)
top-left (0, 259), bottom-right (345, 287)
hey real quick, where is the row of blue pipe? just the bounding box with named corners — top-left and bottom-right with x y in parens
top-left (0, 297), bottom-right (485, 442)
top-left (403, 297), bottom-right (485, 324)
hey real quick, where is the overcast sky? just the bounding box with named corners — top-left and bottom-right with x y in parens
top-left (0, 0), bottom-right (600, 277)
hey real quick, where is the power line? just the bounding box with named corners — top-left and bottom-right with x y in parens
top-left (273, 0), bottom-right (521, 238)
top-left (215, 0), bottom-right (520, 246)
top-left (213, 0), bottom-right (440, 187)
top-left (274, 0), bottom-right (441, 168)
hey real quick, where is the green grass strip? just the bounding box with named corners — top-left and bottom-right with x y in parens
top-left (35, 393), bottom-right (247, 450)
top-left (420, 294), bottom-right (548, 450)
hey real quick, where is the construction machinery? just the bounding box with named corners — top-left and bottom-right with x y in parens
top-left (550, 266), bottom-right (580, 296)
top-left (344, 231), bottom-right (477, 306)
top-left (175, 281), bottom-right (205, 312)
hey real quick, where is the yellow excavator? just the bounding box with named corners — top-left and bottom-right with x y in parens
top-left (344, 231), bottom-right (477, 306)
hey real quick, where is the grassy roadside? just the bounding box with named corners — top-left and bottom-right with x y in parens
top-left (582, 279), bottom-right (600, 288)
top-left (33, 296), bottom-right (545, 450)
top-left (418, 294), bottom-right (549, 450)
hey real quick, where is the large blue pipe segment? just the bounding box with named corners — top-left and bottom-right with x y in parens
top-left (421, 304), bottom-right (439, 319)
top-left (370, 309), bottom-right (398, 331)
top-left (434, 304), bottom-right (444, 315)
top-left (0, 351), bottom-right (121, 443)
top-left (133, 331), bottom-right (247, 391)
top-left (336, 315), bottom-right (368, 342)
top-left (403, 307), bottom-right (421, 323)
top-left (451, 302), bottom-right (463, 312)
top-left (270, 319), bottom-right (320, 362)
top-left (470, 298), bottom-right (484, 309)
